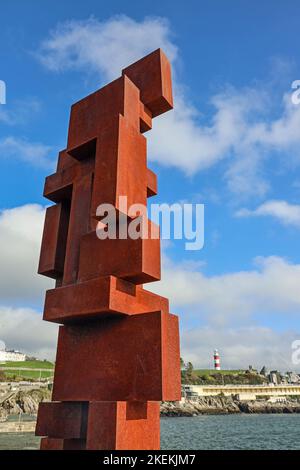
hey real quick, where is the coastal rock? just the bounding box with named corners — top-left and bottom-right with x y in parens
top-left (161, 396), bottom-right (300, 416)
top-left (1, 389), bottom-right (300, 421)
top-left (0, 388), bottom-right (51, 421)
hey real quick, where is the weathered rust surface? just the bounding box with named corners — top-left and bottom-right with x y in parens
top-left (52, 312), bottom-right (180, 402)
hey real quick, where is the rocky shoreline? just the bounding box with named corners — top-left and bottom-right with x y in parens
top-left (0, 388), bottom-right (51, 422)
top-left (161, 396), bottom-right (300, 416)
top-left (1, 390), bottom-right (300, 423)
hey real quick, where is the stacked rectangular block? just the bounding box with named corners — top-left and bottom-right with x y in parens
top-left (35, 49), bottom-right (181, 450)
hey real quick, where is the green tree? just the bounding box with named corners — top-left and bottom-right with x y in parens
top-left (184, 361), bottom-right (199, 384)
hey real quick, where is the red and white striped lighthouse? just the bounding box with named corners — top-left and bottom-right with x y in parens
top-left (214, 349), bottom-right (221, 370)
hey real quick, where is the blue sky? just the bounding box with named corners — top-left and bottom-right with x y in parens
top-left (0, 1), bottom-right (300, 370)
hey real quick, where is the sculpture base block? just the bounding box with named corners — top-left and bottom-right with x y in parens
top-left (38, 401), bottom-right (160, 450)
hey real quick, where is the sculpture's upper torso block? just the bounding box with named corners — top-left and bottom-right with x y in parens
top-left (52, 311), bottom-right (180, 402)
top-left (38, 47), bottom-right (174, 304)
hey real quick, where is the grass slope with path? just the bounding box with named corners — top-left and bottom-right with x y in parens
top-left (0, 360), bottom-right (54, 380)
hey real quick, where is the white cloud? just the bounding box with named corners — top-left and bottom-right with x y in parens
top-left (0, 306), bottom-right (57, 361)
top-left (0, 204), bottom-right (53, 305)
top-left (181, 326), bottom-right (299, 371)
top-left (36, 15), bottom-right (300, 197)
top-left (0, 136), bottom-right (54, 169)
top-left (152, 255), bottom-right (300, 325)
top-left (150, 86), bottom-right (300, 194)
top-left (0, 204), bottom-right (56, 360)
top-left (0, 100), bottom-right (55, 170)
top-left (0, 202), bottom-right (299, 369)
top-left (152, 253), bottom-right (300, 371)
top-left (148, 86), bottom-right (268, 195)
top-left (236, 200), bottom-right (300, 228)
top-left (37, 16), bottom-right (177, 81)
top-left (0, 98), bottom-right (41, 126)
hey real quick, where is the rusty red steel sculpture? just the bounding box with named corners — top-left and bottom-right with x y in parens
top-left (35, 49), bottom-right (181, 450)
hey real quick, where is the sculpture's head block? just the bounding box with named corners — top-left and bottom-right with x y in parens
top-left (67, 48), bottom-right (173, 150)
top-left (122, 48), bottom-right (173, 117)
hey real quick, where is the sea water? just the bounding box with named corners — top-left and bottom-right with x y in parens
top-left (0, 415), bottom-right (300, 450)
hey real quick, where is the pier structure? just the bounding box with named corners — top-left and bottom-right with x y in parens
top-left (35, 49), bottom-right (181, 450)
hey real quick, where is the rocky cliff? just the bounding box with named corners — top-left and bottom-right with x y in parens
top-left (1, 390), bottom-right (300, 422)
top-left (0, 388), bottom-right (51, 422)
top-left (161, 396), bottom-right (300, 416)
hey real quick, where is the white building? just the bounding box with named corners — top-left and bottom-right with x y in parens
top-left (182, 383), bottom-right (300, 401)
top-left (0, 349), bottom-right (26, 362)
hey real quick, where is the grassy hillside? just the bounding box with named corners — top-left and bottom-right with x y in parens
top-left (194, 369), bottom-right (244, 376)
top-left (0, 360), bottom-right (54, 381)
top-left (183, 368), bottom-right (267, 385)
top-left (0, 360), bottom-right (53, 369)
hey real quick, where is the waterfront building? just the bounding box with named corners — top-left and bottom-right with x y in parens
top-left (0, 349), bottom-right (26, 362)
top-left (269, 371), bottom-right (279, 385)
top-left (182, 383), bottom-right (300, 401)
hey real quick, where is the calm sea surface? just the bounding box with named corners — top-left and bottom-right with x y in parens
top-left (0, 415), bottom-right (300, 450)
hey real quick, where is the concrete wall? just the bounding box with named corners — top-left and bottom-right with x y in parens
top-left (0, 421), bottom-right (35, 433)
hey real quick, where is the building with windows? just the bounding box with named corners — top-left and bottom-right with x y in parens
top-left (0, 349), bottom-right (26, 362)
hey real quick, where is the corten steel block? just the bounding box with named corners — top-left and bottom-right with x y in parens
top-left (67, 138), bottom-right (97, 162)
top-left (43, 276), bottom-right (169, 323)
top-left (62, 172), bottom-right (94, 285)
top-left (139, 102), bottom-right (152, 133)
top-left (147, 168), bottom-right (158, 197)
top-left (67, 50), bottom-right (173, 149)
top-left (38, 203), bottom-right (70, 280)
top-left (40, 438), bottom-right (63, 450)
top-left (44, 150), bottom-right (95, 203)
top-left (78, 221), bottom-right (160, 284)
top-left (56, 149), bottom-right (77, 172)
top-left (122, 49), bottom-right (173, 117)
top-left (90, 115), bottom-right (147, 219)
top-left (86, 402), bottom-right (160, 450)
top-left (67, 75), bottom-right (141, 149)
top-left (52, 311), bottom-right (181, 402)
top-left (40, 438), bottom-right (86, 450)
top-left (44, 169), bottom-right (74, 203)
top-left (36, 402), bottom-right (88, 439)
